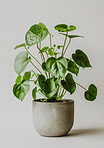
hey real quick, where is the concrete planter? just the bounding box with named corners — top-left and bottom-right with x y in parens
top-left (32, 99), bottom-right (74, 137)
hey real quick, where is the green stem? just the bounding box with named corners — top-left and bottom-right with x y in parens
top-left (62, 32), bottom-right (68, 57)
top-left (60, 88), bottom-right (64, 97)
top-left (58, 87), bottom-right (62, 97)
top-left (44, 71), bottom-right (48, 78)
top-left (37, 91), bottom-right (46, 97)
top-left (25, 47), bottom-right (41, 67)
top-left (31, 70), bottom-right (37, 78)
top-left (63, 38), bottom-right (71, 56)
top-left (49, 73), bottom-right (50, 78)
top-left (30, 61), bottom-right (43, 75)
top-left (39, 42), bottom-right (41, 49)
top-left (76, 82), bottom-right (87, 91)
top-left (62, 90), bottom-right (66, 97)
top-left (37, 44), bottom-right (45, 62)
top-left (60, 89), bottom-right (66, 99)
top-left (49, 32), bottom-right (52, 48)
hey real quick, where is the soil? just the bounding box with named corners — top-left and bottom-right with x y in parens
top-left (33, 98), bottom-right (71, 103)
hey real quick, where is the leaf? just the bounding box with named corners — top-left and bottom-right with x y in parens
top-left (45, 79), bottom-right (56, 94)
top-left (41, 46), bottom-right (49, 52)
top-left (13, 80), bottom-right (30, 101)
top-left (84, 84), bottom-right (97, 101)
top-left (54, 24), bottom-right (68, 32)
top-left (38, 89), bottom-right (46, 96)
top-left (48, 48), bottom-right (54, 56)
top-left (38, 75), bottom-right (57, 98)
top-left (14, 43), bottom-right (26, 50)
top-left (25, 24), bottom-right (48, 46)
top-left (23, 71), bottom-right (31, 81)
top-left (55, 78), bottom-right (61, 87)
top-left (46, 88), bottom-right (57, 98)
top-left (34, 79), bottom-right (38, 84)
top-left (15, 75), bottom-right (22, 84)
top-left (31, 73), bottom-right (35, 79)
top-left (60, 33), bottom-right (84, 38)
top-left (67, 60), bottom-right (79, 75)
top-left (42, 62), bottom-right (47, 71)
top-left (38, 75), bottom-right (46, 92)
top-left (46, 57), bottom-right (68, 77)
top-left (32, 87), bottom-right (37, 100)
top-left (53, 44), bottom-right (56, 47)
top-left (57, 45), bottom-right (64, 49)
top-left (54, 52), bottom-right (61, 55)
top-left (14, 51), bottom-right (31, 74)
top-left (68, 25), bottom-right (76, 31)
top-left (39, 22), bottom-right (46, 29)
top-left (72, 49), bottom-right (92, 68)
top-left (61, 73), bottom-right (76, 94)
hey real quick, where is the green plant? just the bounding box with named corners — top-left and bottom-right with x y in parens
top-left (13, 23), bottom-right (97, 102)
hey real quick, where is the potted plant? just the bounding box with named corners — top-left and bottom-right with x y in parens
top-left (13, 23), bottom-right (97, 137)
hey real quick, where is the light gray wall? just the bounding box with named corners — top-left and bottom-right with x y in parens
top-left (0, 0), bottom-right (104, 147)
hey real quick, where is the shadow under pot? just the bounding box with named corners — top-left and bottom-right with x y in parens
top-left (32, 99), bottom-right (74, 137)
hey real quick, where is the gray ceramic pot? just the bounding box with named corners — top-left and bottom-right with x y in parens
top-left (32, 99), bottom-right (74, 137)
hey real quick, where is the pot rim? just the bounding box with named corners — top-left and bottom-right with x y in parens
top-left (33, 99), bottom-right (74, 104)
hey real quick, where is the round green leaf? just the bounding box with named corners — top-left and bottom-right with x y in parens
top-left (68, 25), bottom-right (76, 31)
top-left (38, 75), bottom-right (57, 98)
top-left (46, 57), bottom-right (68, 77)
top-left (46, 88), bottom-right (57, 98)
top-left (32, 87), bottom-right (37, 100)
top-left (67, 60), bottom-right (79, 75)
top-left (39, 22), bottom-right (47, 29)
top-left (61, 73), bottom-right (76, 94)
top-left (54, 24), bottom-right (68, 32)
top-left (14, 51), bottom-right (31, 75)
top-left (41, 46), bottom-right (49, 52)
top-left (25, 24), bottom-right (48, 46)
top-left (57, 45), bottom-right (64, 49)
top-left (42, 62), bottom-right (47, 71)
top-left (15, 75), bottom-right (22, 84)
top-left (45, 79), bottom-right (56, 94)
top-left (60, 33), bottom-right (84, 38)
top-left (23, 71), bottom-right (31, 81)
top-left (48, 48), bottom-right (54, 56)
top-left (14, 43), bottom-right (26, 50)
top-left (13, 80), bottom-right (30, 101)
top-left (30, 24), bottom-right (42, 35)
top-left (84, 84), bottom-right (97, 101)
top-left (72, 49), bottom-right (92, 68)
top-left (38, 75), bottom-right (46, 92)
top-left (55, 78), bottom-right (61, 87)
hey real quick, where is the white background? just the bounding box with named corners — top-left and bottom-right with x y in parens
top-left (0, 0), bottom-right (104, 147)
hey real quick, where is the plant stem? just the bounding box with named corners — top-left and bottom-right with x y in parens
top-left (37, 44), bottom-right (45, 62)
top-left (76, 82), bottom-right (87, 91)
top-left (62, 90), bottom-right (66, 97)
top-left (30, 61), bottom-right (43, 75)
top-left (58, 87), bottom-right (62, 97)
top-left (62, 32), bottom-right (68, 57)
top-left (25, 47), bottom-right (41, 67)
top-left (39, 42), bottom-right (41, 49)
top-left (60, 89), bottom-right (66, 99)
top-left (31, 70), bottom-right (37, 78)
top-left (49, 32), bottom-right (52, 48)
top-left (63, 38), bottom-right (71, 56)
top-left (37, 91), bottom-right (45, 97)
top-left (60, 88), bottom-right (64, 98)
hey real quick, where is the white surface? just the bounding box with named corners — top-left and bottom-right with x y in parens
top-left (0, 0), bottom-right (104, 147)
top-left (1, 109), bottom-right (104, 148)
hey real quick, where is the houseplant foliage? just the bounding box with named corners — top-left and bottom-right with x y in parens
top-left (13, 23), bottom-right (97, 102)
